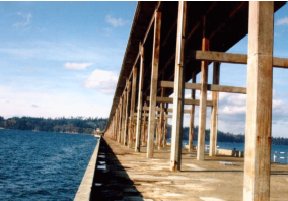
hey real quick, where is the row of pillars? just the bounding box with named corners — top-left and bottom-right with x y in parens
top-left (105, 2), bottom-right (275, 201)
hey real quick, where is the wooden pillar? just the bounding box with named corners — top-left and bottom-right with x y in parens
top-left (135, 44), bottom-right (145, 152)
top-left (197, 17), bottom-right (209, 161)
top-left (243, 2), bottom-right (274, 201)
top-left (209, 62), bottom-right (220, 156)
top-left (129, 66), bottom-right (137, 148)
top-left (170, 1), bottom-right (187, 172)
top-left (188, 73), bottom-right (196, 152)
top-left (158, 88), bottom-right (165, 150)
top-left (142, 102), bottom-right (148, 145)
top-left (118, 98), bottom-right (123, 143)
top-left (121, 92), bottom-right (127, 144)
top-left (123, 80), bottom-right (131, 146)
top-left (147, 10), bottom-right (161, 158)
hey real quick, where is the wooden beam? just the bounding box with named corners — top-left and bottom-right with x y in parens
top-left (197, 16), bottom-right (209, 161)
top-left (189, 73), bottom-right (196, 152)
top-left (244, 2), bottom-right (273, 201)
top-left (147, 10), bottom-right (161, 158)
top-left (135, 44), bottom-right (145, 152)
top-left (209, 62), bottom-right (220, 156)
top-left (142, 2), bottom-right (161, 45)
top-left (123, 81), bottom-right (131, 146)
top-left (194, 50), bottom-right (288, 68)
top-left (128, 66), bottom-right (137, 148)
top-left (146, 96), bottom-right (213, 107)
top-left (170, 1), bottom-right (187, 172)
top-left (160, 80), bottom-right (246, 94)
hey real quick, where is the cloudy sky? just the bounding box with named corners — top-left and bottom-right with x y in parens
top-left (0, 2), bottom-right (288, 137)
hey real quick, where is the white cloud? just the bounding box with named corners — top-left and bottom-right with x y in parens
top-left (84, 69), bottom-right (118, 94)
top-left (276, 17), bottom-right (288, 26)
top-left (64, 62), bottom-right (93, 70)
top-left (105, 15), bottom-right (127, 27)
top-left (0, 85), bottom-right (111, 118)
top-left (13, 12), bottom-right (32, 28)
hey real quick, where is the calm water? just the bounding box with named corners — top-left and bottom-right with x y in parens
top-left (0, 129), bottom-right (97, 201)
top-left (183, 140), bottom-right (288, 164)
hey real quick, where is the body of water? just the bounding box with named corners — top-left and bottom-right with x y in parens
top-left (186, 140), bottom-right (288, 164)
top-left (0, 129), bottom-right (97, 201)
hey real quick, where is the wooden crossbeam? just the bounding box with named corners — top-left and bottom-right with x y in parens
top-left (142, 106), bottom-right (190, 113)
top-left (194, 50), bottom-right (288, 68)
top-left (160, 81), bottom-right (246, 94)
top-left (146, 96), bottom-right (213, 107)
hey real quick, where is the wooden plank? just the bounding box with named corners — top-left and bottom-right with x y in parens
top-left (170, 1), bottom-right (187, 172)
top-left (243, 2), bottom-right (273, 201)
top-left (194, 50), bottom-right (288, 68)
top-left (209, 62), bottom-right (220, 156)
top-left (208, 84), bottom-right (246, 94)
top-left (195, 50), bottom-right (247, 64)
top-left (146, 96), bottom-right (213, 107)
top-left (160, 80), bottom-right (245, 94)
top-left (135, 44), bottom-right (145, 152)
top-left (147, 10), bottom-right (161, 158)
top-left (123, 81), bottom-right (131, 146)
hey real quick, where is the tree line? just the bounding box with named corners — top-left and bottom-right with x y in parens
top-left (0, 116), bottom-right (107, 134)
top-left (0, 116), bottom-right (287, 144)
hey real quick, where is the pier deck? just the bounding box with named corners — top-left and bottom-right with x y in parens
top-left (93, 137), bottom-right (288, 201)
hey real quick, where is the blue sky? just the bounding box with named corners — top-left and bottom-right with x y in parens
top-left (0, 1), bottom-right (136, 118)
top-left (0, 2), bottom-right (288, 137)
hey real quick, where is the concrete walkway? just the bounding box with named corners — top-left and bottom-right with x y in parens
top-left (96, 137), bottom-right (288, 201)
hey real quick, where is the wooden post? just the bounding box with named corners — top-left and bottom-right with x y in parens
top-left (142, 102), bottom-right (148, 145)
top-left (243, 2), bottom-right (274, 201)
top-left (188, 73), bottom-right (196, 152)
top-left (147, 10), bottom-right (161, 158)
top-left (197, 17), bottom-right (209, 161)
top-left (123, 80), bottom-right (131, 146)
top-left (118, 97), bottom-right (123, 143)
top-left (121, 91), bottom-right (127, 144)
top-left (209, 62), bottom-right (220, 156)
top-left (135, 44), bottom-right (145, 152)
top-left (158, 88), bottom-right (164, 150)
top-left (170, 1), bottom-right (187, 172)
top-left (129, 66), bottom-right (137, 148)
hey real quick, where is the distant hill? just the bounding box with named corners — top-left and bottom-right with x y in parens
top-left (0, 116), bottom-right (107, 134)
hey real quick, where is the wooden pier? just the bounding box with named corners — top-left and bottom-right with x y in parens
top-left (103, 2), bottom-right (288, 201)
top-left (77, 137), bottom-right (288, 201)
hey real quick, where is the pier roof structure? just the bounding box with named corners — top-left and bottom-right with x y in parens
top-left (104, 2), bottom-right (288, 201)
top-left (108, 1), bottom-right (284, 125)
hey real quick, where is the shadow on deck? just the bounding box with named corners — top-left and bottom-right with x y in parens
top-left (90, 138), bottom-right (143, 201)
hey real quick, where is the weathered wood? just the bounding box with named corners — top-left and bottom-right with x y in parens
top-left (123, 81), bottom-right (131, 146)
top-left (194, 50), bottom-right (288, 68)
top-left (209, 62), bottom-right (220, 156)
top-left (197, 17), bottom-right (209, 161)
top-left (170, 1), bottom-right (187, 172)
top-left (118, 97), bottom-right (123, 143)
top-left (121, 88), bottom-right (128, 145)
top-left (142, 2), bottom-right (161, 45)
top-left (189, 73), bottom-right (196, 152)
top-left (128, 66), bottom-right (137, 148)
top-left (158, 88), bottom-right (165, 150)
top-left (146, 96), bottom-right (213, 106)
top-left (142, 102), bottom-right (148, 145)
top-left (243, 2), bottom-right (273, 201)
top-left (135, 44), bottom-right (145, 152)
top-left (147, 10), bottom-right (161, 158)
top-left (160, 80), bottom-right (246, 94)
